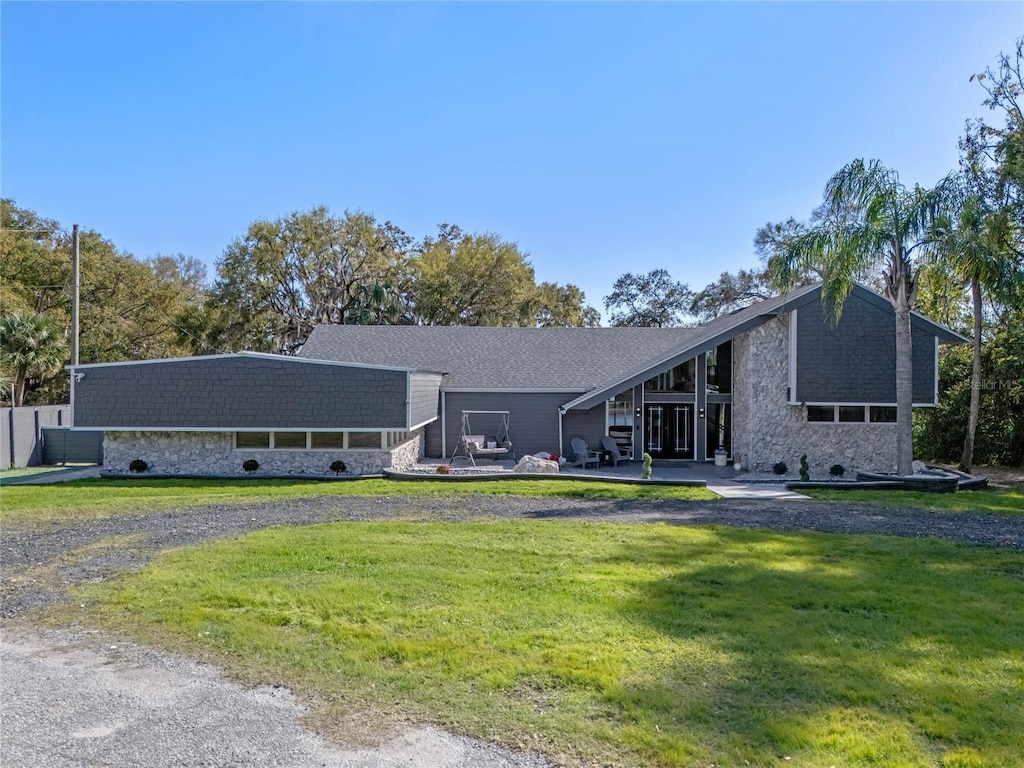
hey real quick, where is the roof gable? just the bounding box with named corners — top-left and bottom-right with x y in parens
top-left (299, 282), bottom-right (966, 406)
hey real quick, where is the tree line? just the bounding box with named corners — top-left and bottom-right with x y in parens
top-left (2, 40), bottom-right (1022, 469)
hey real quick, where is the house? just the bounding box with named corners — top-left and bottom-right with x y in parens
top-left (69, 283), bottom-right (965, 475)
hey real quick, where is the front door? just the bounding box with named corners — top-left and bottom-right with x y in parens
top-left (644, 404), bottom-right (694, 459)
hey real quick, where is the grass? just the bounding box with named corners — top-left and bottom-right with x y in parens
top-left (0, 465), bottom-right (81, 479)
top-left (78, 520), bottom-right (1024, 767)
top-left (0, 477), bottom-right (717, 532)
top-left (802, 487), bottom-right (1024, 515)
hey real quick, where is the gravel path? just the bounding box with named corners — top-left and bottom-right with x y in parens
top-left (2, 493), bottom-right (1022, 767)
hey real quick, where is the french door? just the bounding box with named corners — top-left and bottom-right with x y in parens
top-left (644, 404), bottom-right (694, 460)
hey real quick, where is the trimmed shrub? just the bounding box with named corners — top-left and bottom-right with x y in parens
top-left (329, 459), bottom-right (347, 475)
top-left (799, 454), bottom-right (810, 482)
top-left (772, 461), bottom-right (788, 476)
top-left (641, 452), bottom-right (653, 480)
top-left (129, 459), bottom-right (148, 473)
top-left (436, 464), bottom-right (451, 475)
top-left (829, 463), bottom-right (846, 478)
top-left (242, 459), bottom-right (259, 474)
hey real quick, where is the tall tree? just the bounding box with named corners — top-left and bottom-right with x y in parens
top-left (931, 187), bottom-right (1018, 472)
top-left (603, 269), bottom-right (694, 327)
top-left (212, 207), bottom-right (411, 353)
top-left (534, 282), bottom-right (601, 327)
top-left (689, 269), bottom-right (773, 322)
top-left (770, 159), bottom-right (950, 476)
top-left (409, 226), bottom-right (539, 327)
top-left (0, 312), bottom-right (69, 406)
top-left (937, 38), bottom-right (1024, 472)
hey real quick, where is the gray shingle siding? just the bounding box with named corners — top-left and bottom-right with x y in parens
top-left (795, 295), bottom-right (937, 404)
top-left (435, 392), bottom-right (580, 458)
top-left (562, 407), bottom-right (609, 459)
top-left (409, 373), bottom-right (442, 428)
top-left (73, 357), bottom-right (409, 429)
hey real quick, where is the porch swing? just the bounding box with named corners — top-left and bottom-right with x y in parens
top-left (450, 410), bottom-right (514, 466)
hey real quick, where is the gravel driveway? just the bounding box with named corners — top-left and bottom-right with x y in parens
top-left (2, 493), bottom-right (1022, 767)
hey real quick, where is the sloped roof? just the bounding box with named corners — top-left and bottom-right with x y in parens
top-left (299, 325), bottom-right (701, 390)
top-left (298, 282), bottom-right (966, 401)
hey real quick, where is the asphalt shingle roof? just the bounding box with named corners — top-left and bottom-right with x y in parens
top-left (298, 325), bottom-right (702, 390)
top-left (298, 282), bottom-right (962, 397)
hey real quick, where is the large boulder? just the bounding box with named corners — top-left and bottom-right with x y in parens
top-left (514, 455), bottom-right (559, 474)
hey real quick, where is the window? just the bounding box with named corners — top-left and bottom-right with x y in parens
top-left (706, 341), bottom-right (732, 394)
top-left (838, 406), bottom-right (866, 423)
top-left (234, 431), bottom-right (391, 450)
top-left (870, 406), bottom-right (898, 423)
top-left (236, 432), bottom-right (270, 448)
top-left (807, 406), bottom-right (835, 422)
top-left (311, 432), bottom-right (346, 449)
top-left (705, 403), bottom-right (731, 459)
top-left (274, 431), bottom-right (308, 449)
top-left (348, 432), bottom-right (382, 449)
top-left (806, 405), bottom-right (896, 423)
top-left (644, 360), bottom-right (695, 393)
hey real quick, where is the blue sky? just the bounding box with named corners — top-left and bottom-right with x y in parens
top-left (2, 2), bottom-right (1021, 318)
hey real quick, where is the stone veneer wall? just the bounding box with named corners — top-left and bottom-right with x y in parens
top-left (104, 429), bottom-right (424, 476)
top-left (732, 317), bottom-right (898, 474)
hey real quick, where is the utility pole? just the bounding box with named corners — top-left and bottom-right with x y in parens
top-left (71, 224), bottom-right (80, 366)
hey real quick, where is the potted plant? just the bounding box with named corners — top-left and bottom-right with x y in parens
top-left (714, 446), bottom-right (728, 467)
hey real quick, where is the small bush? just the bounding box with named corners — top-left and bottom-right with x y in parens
top-left (329, 459), bottom-right (347, 475)
top-left (436, 464), bottom-right (451, 475)
top-left (829, 463), bottom-right (846, 478)
top-left (772, 461), bottom-right (788, 476)
top-left (242, 458), bottom-right (260, 474)
top-left (129, 459), bottom-right (148, 473)
top-left (641, 452), bottom-right (653, 480)
top-left (799, 454), bottom-right (810, 482)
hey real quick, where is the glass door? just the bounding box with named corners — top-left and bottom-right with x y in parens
top-left (644, 404), bottom-right (694, 459)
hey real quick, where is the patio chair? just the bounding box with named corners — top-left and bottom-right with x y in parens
top-left (569, 437), bottom-right (601, 469)
top-left (600, 435), bottom-right (629, 467)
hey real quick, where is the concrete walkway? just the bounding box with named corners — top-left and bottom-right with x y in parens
top-left (0, 465), bottom-right (103, 485)
top-left (562, 462), bottom-right (811, 500)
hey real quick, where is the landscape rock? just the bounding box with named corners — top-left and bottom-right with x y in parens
top-left (514, 455), bottom-right (559, 474)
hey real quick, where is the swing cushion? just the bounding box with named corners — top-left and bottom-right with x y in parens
top-left (465, 436), bottom-right (511, 455)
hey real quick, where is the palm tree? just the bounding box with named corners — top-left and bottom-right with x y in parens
top-left (771, 159), bottom-right (950, 476)
top-left (931, 189), bottom-right (1019, 473)
top-left (0, 311), bottom-right (69, 406)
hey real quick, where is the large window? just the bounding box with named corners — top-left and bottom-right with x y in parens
top-left (706, 341), bottom-right (732, 394)
top-left (644, 360), bottom-right (695, 393)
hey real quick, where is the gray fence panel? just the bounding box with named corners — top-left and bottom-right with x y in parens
top-left (41, 428), bottom-right (103, 465)
top-left (1, 405), bottom-right (72, 468)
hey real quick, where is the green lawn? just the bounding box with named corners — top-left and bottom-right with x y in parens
top-left (0, 478), bottom-right (717, 531)
top-left (801, 487), bottom-right (1024, 515)
top-left (80, 520), bottom-right (1024, 767)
